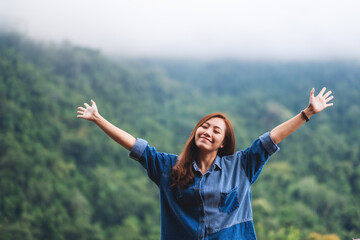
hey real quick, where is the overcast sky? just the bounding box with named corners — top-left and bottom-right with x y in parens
top-left (1, 0), bottom-right (360, 60)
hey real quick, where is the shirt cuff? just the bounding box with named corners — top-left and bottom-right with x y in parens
top-left (129, 138), bottom-right (148, 161)
top-left (259, 132), bottom-right (280, 155)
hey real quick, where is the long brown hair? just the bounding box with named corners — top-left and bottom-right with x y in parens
top-left (170, 113), bottom-right (235, 190)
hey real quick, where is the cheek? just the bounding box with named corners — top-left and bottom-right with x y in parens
top-left (195, 128), bottom-right (203, 136)
top-left (216, 135), bottom-right (226, 145)
top-left (194, 129), bottom-right (201, 141)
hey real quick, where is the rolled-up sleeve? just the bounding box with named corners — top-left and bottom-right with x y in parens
top-left (129, 138), bottom-right (148, 161)
top-left (128, 138), bottom-right (178, 186)
top-left (259, 132), bottom-right (280, 155)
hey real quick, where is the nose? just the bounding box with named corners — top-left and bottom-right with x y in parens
top-left (203, 129), bottom-right (211, 137)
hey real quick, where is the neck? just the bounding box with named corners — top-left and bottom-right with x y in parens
top-left (196, 150), bottom-right (217, 174)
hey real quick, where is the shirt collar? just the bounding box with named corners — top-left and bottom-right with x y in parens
top-left (213, 155), bottom-right (222, 170)
top-left (192, 155), bottom-right (222, 173)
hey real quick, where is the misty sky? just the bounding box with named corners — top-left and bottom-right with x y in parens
top-left (1, 0), bottom-right (360, 60)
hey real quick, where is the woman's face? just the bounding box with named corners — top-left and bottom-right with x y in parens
top-left (195, 117), bottom-right (226, 153)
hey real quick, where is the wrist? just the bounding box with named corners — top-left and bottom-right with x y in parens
top-left (303, 107), bottom-right (315, 119)
top-left (92, 112), bottom-right (102, 123)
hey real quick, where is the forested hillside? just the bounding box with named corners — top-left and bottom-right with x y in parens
top-left (1, 32), bottom-right (359, 240)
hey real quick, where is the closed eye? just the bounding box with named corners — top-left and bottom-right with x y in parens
top-left (201, 123), bottom-right (210, 129)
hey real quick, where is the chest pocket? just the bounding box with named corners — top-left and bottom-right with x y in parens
top-left (219, 187), bottom-right (240, 213)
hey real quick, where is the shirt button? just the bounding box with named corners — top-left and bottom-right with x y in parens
top-left (201, 219), bottom-right (204, 223)
top-left (199, 235), bottom-right (203, 238)
top-left (196, 188), bottom-right (200, 192)
top-left (199, 202), bottom-right (203, 206)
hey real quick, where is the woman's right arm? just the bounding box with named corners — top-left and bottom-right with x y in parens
top-left (77, 100), bottom-right (136, 151)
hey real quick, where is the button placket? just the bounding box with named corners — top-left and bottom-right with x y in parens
top-left (197, 176), bottom-right (206, 240)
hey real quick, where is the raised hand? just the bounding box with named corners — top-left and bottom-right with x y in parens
top-left (308, 87), bottom-right (334, 114)
top-left (77, 99), bottom-right (99, 121)
top-left (270, 87), bottom-right (334, 144)
top-left (76, 99), bottom-right (136, 150)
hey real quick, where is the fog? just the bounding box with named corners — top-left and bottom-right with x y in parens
top-left (1, 0), bottom-right (360, 60)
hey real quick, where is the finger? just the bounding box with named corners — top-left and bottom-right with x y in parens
top-left (325, 95), bottom-right (334, 102)
top-left (77, 115), bottom-right (85, 119)
top-left (310, 88), bottom-right (315, 97)
top-left (326, 103), bottom-right (334, 107)
top-left (318, 87), bottom-right (326, 96)
top-left (84, 103), bottom-right (90, 108)
top-left (77, 107), bottom-right (85, 111)
top-left (91, 99), bottom-right (97, 107)
top-left (323, 90), bottom-right (332, 98)
top-left (77, 111), bottom-right (84, 114)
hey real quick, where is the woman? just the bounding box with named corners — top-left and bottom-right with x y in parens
top-left (77, 87), bottom-right (334, 240)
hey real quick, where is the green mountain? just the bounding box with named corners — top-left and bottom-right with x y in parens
top-left (1, 31), bottom-right (359, 240)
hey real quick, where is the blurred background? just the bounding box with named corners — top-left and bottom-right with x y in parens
top-left (1, 1), bottom-right (359, 239)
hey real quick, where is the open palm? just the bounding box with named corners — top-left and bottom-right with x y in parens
top-left (308, 87), bottom-right (334, 114)
top-left (77, 99), bottom-right (99, 121)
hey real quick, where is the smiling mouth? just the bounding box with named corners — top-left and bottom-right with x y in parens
top-left (200, 137), bottom-right (213, 143)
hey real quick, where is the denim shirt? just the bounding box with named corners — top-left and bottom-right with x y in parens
top-left (129, 132), bottom-right (279, 240)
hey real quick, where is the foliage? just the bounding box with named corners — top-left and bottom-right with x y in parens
top-left (1, 31), bottom-right (359, 239)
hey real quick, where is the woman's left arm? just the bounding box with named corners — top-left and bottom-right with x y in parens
top-left (270, 87), bottom-right (334, 145)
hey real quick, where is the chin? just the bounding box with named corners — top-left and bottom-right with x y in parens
top-left (196, 143), bottom-right (214, 152)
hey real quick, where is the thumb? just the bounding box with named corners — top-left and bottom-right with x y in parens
top-left (310, 88), bottom-right (315, 97)
top-left (91, 99), bottom-right (96, 106)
